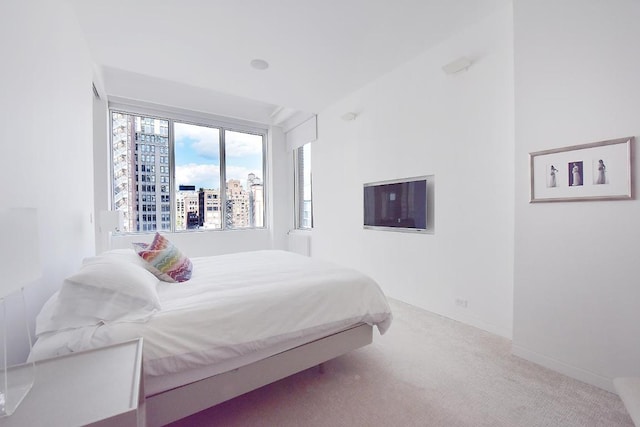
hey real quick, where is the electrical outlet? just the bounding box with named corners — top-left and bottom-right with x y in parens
top-left (455, 298), bottom-right (468, 308)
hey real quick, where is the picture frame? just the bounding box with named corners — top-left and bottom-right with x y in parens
top-left (529, 136), bottom-right (633, 203)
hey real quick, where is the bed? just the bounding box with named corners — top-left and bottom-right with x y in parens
top-left (28, 243), bottom-right (392, 426)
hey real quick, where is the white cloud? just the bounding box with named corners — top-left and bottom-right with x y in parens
top-left (175, 163), bottom-right (262, 190)
top-left (175, 123), bottom-right (220, 159)
top-left (175, 163), bottom-right (220, 190)
top-left (225, 131), bottom-right (263, 157)
top-left (173, 124), bottom-right (262, 159)
top-left (175, 122), bottom-right (220, 140)
top-left (191, 139), bottom-right (219, 159)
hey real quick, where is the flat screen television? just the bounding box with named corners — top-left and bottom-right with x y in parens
top-left (363, 176), bottom-right (427, 232)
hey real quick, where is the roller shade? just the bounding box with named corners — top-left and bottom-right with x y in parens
top-left (286, 115), bottom-right (317, 151)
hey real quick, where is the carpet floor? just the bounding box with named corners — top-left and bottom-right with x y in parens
top-left (169, 299), bottom-right (632, 427)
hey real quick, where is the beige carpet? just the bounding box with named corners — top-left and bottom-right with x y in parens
top-left (169, 299), bottom-right (632, 427)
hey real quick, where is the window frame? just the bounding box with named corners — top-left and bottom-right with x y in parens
top-left (108, 101), bottom-right (268, 234)
top-left (294, 142), bottom-right (312, 230)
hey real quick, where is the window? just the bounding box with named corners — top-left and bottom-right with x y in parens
top-left (225, 130), bottom-right (264, 229)
top-left (110, 110), bottom-right (266, 233)
top-left (294, 143), bottom-right (312, 229)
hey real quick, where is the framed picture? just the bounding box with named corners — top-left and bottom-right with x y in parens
top-left (530, 136), bottom-right (633, 203)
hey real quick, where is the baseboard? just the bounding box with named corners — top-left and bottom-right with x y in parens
top-left (388, 297), bottom-right (513, 339)
top-left (447, 310), bottom-right (513, 340)
top-left (512, 344), bottom-right (615, 393)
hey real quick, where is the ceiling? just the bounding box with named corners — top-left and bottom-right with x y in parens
top-left (69, 0), bottom-right (509, 125)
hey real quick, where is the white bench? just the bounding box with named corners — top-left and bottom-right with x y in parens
top-left (614, 377), bottom-right (640, 426)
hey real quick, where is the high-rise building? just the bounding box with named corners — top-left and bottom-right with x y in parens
top-left (198, 189), bottom-right (222, 229)
top-left (111, 113), bottom-right (170, 232)
top-left (111, 113), bottom-right (132, 228)
top-left (176, 187), bottom-right (199, 230)
top-left (225, 179), bottom-right (249, 228)
top-left (247, 173), bottom-right (264, 227)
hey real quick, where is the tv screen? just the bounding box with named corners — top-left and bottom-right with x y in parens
top-left (364, 177), bottom-right (427, 232)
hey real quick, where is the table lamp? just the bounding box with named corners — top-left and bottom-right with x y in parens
top-left (0, 208), bottom-right (40, 417)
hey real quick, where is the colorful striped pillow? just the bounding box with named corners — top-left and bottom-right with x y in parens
top-left (133, 233), bottom-right (193, 283)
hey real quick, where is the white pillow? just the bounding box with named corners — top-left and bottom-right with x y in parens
top-left (51, 256), bottom-right (161, 329)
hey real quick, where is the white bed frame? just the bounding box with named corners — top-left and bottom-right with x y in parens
top-left (145, 323), bottom-right (373, 426)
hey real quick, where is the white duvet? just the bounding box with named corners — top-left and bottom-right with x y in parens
top-left (29, 250), bottom-right (392, 377)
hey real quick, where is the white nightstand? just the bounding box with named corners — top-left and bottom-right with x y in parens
top-left (0, 338), bottom-right (144, 427)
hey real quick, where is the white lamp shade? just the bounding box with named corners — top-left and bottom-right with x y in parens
top-left (0, 208), bottom-right (41, 297)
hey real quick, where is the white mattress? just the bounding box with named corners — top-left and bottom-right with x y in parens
top-left (29, 250), bottom-right (392, 394)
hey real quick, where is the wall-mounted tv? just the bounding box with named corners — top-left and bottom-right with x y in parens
top-left (364, 176), bottom-right (427, 232)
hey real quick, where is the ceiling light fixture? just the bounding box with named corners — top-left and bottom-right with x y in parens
top-left (250, 59), bottom-right (269, 70)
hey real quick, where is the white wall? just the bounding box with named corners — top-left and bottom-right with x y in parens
top-left (269, 126), bottom-right (295, 251)
top-left (312, 6), bottom-right (514, 338)
top-left (513, 0), bottom-right (640, 392)
top-left (0, 0), bottom-right (95, 363)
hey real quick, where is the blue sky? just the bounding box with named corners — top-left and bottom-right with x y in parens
top-left (174, 123), bottom-right (263, 191)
